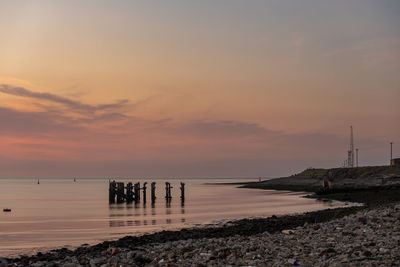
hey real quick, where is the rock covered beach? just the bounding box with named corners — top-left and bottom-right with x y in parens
top-left (5, 165), bottom-right (400, 266)
top-left (5, 203), bottom-right (400, 266)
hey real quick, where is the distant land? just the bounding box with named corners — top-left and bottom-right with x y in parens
top-left (242, 165), bottom-right (400, 207)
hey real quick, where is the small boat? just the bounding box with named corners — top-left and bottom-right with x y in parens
top-left (3, 208), bottom-right (11, 212)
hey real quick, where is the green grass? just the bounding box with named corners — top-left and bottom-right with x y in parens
top-left (296, 165), bottom-right (400, 180)
top-left (242, 165), bottom-right (400, 194)
top-left (295, 168), bottom-right (327, 179)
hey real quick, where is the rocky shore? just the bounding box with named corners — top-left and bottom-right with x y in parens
top-left (4, 203), bottom-right (400, 266)
top-left (4, 206), bottom-right (361, 266)
top-left (242, 166), bottom-right (400, 195)
top-left (4, 166), bottom-right (400, 266)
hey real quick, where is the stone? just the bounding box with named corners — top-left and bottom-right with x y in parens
top-left (313, 224), bottom-right (320, 230)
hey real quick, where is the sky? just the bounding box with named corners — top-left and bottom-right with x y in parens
top-left (0, 1), bottom-right (399, 178)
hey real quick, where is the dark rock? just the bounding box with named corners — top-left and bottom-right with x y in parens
top-left (320, 248), bottom-right (337, 256)
top-left (363, 250), bottom-right (373, 257)
top-left (134, 255), bottom-right (152, 266)
top-left (313, 224), bottom-right (320, 230)
top-left (358, 217), bottom-right (367, 224)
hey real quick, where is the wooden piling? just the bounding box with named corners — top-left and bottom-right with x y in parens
top-left (151, 182), bottom-right (156, 203)
top-left (116, 182), bottom-right (125, 203)
top-left (126, 182), bottom-right (134, 202)
top-left (142, 182), bottom-right (147, 203)
top-left (109, 180), bottom-right (179, 204)
top-left (134, 182), bottom-right (140, 203)
top-left (165, 182), bottom-right (172, 199)
top-left (109, 180), bottom-right (117, 203)
top-left (180, 182), bottom-right (185, 200)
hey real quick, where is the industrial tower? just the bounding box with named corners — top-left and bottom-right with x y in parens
top-left (347, 126), bottom-right (355, 167)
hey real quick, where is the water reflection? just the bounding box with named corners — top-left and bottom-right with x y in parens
top-left (109, 198), bottom-right (187, 228)
top-left (181, 200), bottom-right (185, 214)
top-left (143, 204), bottom-right (147, 216)
top-left (165, 200), bottom-right (171, 215)
top-left (180, 199), bottom-right (185, 223)
top-left (1, 178), bottom-right (355, 258)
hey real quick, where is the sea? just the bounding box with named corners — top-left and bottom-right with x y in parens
top-left (0, 177), bottom-right (347, 258)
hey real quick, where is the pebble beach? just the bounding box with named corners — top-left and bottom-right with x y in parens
top-left (4, 202), bottom-right (400, 266)
top-left (5, 166), bottom-right (400, 266)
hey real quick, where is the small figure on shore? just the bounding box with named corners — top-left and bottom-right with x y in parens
top-left (322, 171), bottom-right (333, 190)
top-left (37, 179), bottom-right (40, 184)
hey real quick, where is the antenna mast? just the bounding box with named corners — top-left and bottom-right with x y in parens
top-left (347, 126), bottom-right (354, 167)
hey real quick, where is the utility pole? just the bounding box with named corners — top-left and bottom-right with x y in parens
top-left (356, 148), bottom-right (359, 167)
top-left (347, 126), bottom-right (355, 167)
top-left (390, 142), bottom-right (393, 166)
top-left (350, 126), bottom-right (354, 167)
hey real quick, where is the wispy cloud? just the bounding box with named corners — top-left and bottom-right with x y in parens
top-left (0, 106), bottom-right (80, 137)
top-left (0, 83), bottom-right (393, 177)
top-left (0, 84), bottom-right (129, 113)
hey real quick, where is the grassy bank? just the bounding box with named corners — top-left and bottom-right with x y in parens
top-left (241, 165), bottom-right (400, 207)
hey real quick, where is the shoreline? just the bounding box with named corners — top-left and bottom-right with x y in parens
top-left (241, 181), bottom-right (400, 208)
top-left (5, 169), bottom-right (400, 265)
top-left (7, 200), bottom-right (400, 266)
top-left (6, 205), bottom-right (364, 265)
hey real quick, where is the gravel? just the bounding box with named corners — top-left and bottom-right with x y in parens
top-left (4, 203), bottom-right (400, 266)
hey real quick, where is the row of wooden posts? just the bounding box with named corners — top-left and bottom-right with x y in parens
top-left (109, 181), bottom-right (185, 204)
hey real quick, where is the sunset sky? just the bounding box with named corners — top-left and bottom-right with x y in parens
top-left (0, 1), bottom-right (399, 178)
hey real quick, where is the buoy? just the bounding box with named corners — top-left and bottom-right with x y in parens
top-left (3, 208), bottom-right (11, 212)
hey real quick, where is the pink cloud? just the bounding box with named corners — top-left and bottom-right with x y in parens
top-left (0, 84), bottom-right (395, 178)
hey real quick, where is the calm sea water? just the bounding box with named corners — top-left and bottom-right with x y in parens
top-left (0, 178), bottom-right (346, 257)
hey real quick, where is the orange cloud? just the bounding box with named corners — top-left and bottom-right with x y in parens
top-left (0, 84), bottom-right (396, 178)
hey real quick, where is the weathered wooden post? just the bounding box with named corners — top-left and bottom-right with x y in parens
top-left (109, 180), bottom-right (117, 203)
top-left (151, 182), bottom-right (156, 203)
top-left (142, 182), bottom-right (147, 203)
top-left (180, 182), bottom-right (185, 201)
top-left (116, 182), bottom-right (125, 203)
top-left (134, 182), bottom-right (140, 203)
top-left (126, 182), bottom-right (134, 202)
top-left (165, 182), bottom-right (172, 200)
